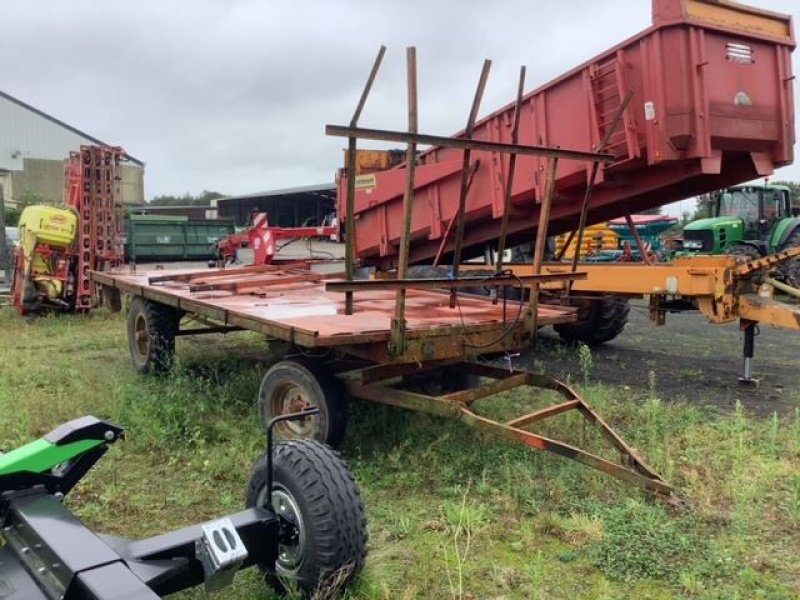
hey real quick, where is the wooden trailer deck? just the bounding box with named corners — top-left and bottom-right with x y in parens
top-left (93, 265), bottom-right (576, 363)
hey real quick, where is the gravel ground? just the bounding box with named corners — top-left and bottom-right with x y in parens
top-left (530, 299), bottom-right (800, 417)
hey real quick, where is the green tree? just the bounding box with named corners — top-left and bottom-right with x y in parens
top-left (4, 208), bottom-right (21, 226)
top-left (149, 190), bottom-right (225, 207)
top-left (4, 191), bottom-right (46, 226)
top-left (771, 180), bottom-right (800, 204)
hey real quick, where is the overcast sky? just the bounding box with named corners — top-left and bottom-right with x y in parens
top-left (2, 0), bottom-right (799, 211)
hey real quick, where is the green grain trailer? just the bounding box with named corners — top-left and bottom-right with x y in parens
top-left (125, 214), bottom-right (235, 262)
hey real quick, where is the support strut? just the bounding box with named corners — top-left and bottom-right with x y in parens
top-left (738, 321), bottom-right (759, 386)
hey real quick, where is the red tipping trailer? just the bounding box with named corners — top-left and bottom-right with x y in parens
top-left (339, 0), bottom-right (795, 269)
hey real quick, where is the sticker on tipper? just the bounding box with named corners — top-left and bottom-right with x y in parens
top-left (355, 174), bottom-right (377, 191)
top-left (644, 101), bottom-right (656, 121)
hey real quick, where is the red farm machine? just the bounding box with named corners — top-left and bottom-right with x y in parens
top-left (11, 146), bottom-right (127, 315)
top-left (211, 212), bottom-right (338, 267)
top-left (93, 0), bottom-right (796, 505)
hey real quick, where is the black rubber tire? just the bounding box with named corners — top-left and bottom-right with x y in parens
top-left (259, 359), bottom-right (348, 448)
top-left (245, 441), bottom-right (368, 597)
top-left (553, 296), bottom-right (630, 346)
top-left (725, 243), bottom-right (762, 262)
top-left (407, 265), bottom-right (523, 298)
top-left (778, 229), bottom-right (800, 289)
top-left (126, 297), bottom-right (178, 374)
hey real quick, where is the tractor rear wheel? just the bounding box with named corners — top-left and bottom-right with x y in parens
top-left (246, 440), bottom-right (367, 597)
top-left (126, 297), bottom-right (178, 374)
top-left (779, 229), bottom-right (800, 289)
top-left (553, 296), bottom-right (630, 346)
top-left (725, 243), bottom-right (762, 262)
top-left (258, 359), bottom-right (348, 448)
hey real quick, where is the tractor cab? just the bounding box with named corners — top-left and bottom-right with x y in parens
top-left (682, 184), bottom-right (797, 256)
top-left (717, 185), bottom-right (792, 242)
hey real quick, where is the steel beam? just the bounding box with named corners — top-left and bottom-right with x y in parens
top-left (325, 125), bottom-right (615, 163)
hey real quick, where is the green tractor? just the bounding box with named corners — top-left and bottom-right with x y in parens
top-left (681, 184), bottom-right (800, 285)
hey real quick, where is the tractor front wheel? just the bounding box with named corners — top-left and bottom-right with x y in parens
top-left (126, 297), bottom-right (178, 374)
top-left (246, 441), bottom-right (368, 597)
top-left (258, 359), bottom-right (348, 448)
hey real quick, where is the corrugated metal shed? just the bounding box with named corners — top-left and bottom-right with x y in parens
top-left (0, 91), bottom-right (144, 171)
top-left (215, 184), bottom-right (336, 227)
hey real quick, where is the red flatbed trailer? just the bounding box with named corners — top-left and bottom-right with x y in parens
top-left (92, 265), bottom-right (576, 363)
top-left (92, 263), bottom-right (678, 502)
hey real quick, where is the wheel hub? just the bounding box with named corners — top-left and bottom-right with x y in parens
top-left (134, 314), bottom-right (150, 357)
top-left (260, 486), bottom-right (306, 572)
top-left (272, 384), bottom-right (316, 437)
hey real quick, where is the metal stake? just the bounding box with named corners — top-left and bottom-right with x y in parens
top-left (528, 156), bottom-right (559, 332)
top-left (450, 59), bottom-right (492, 308)
top-left (494, 65), bottom-right (526, 281)
top-left (624, 213), bottom-right (653, 265)
top-left (390, 47), bottom-right (419, 356)
top-left (345, 46), bottom-right (386, 315)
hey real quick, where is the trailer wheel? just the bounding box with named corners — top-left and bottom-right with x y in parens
top-left (554, 296), bottom-right (629, 346)
top-left (126, 297), bottom-right (178, 374)
top-left (246, 441), bottom-right (367, 597)
top-left (259, 359), bottom-right (347, 448)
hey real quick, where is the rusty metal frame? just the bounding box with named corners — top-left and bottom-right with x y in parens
top-left (344, 46), bottom-right (386, 316)
top-left (623, 213), bottom-right (653, 266)
top-left (494, 66), bottom-right (527, 279)
top-left (326, 125), bottom-right (616, 163)
top-left (329, 47), bottom-right (614, 359)
top-left (390, 47), bottom-right (420, 356)
top-left (341, 361), bottom-right (678, 501)
top-left (325, 271), bottom-right (586, 293)
top-left (450, 59), bottom-right (492, 308)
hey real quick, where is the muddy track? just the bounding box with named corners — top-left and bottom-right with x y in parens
top-left (527, 300), bottom-right (800, 417)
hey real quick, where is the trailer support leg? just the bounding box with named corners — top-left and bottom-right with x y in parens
top-left (738, 321), bottom-right (759, 387)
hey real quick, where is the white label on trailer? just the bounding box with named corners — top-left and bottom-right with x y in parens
top-left (726, 42), bottom-right (754, 64)
top-left (644, 101), bottom-right (656, 121)
top-left (355, 174), bottom-right (377, 191)
top-left (156, 236), bottom-right (171, 244)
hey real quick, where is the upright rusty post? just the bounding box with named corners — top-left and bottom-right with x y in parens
top-left (569, 91), bottom-right (633, 286)
top-left (390, 47), bottom-right (419, 356)
top-left (528, 156), bottom-right (559, 332)
top-left (623, 213), bottom-right (653, 265)
top-left (345, 46), bottom-right (386, 315)
top-left (449, 59), bottom-right (492, 308)
top-left (494, 65), bottom-right (527, 283)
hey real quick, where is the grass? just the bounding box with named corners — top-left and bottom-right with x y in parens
top-left (0, 307), bottom-right (799, 599)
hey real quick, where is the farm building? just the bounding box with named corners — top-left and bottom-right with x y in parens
top-left (0, 90), bottom-right (145, 207)
top-left (214, 184), bottom-right (336, 227)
